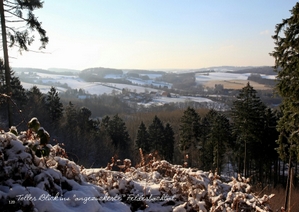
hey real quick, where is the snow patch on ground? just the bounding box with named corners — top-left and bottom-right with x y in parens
top-left (0, 130), bottom-right (274, 211)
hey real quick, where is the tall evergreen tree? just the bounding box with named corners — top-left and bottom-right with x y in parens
top-left (179, 107), bottom-right (201, 166)
top-left (200, 116), bottom-right (211, 171)
top-left (270, 2), bottom-right (299, 163)
top-left (45, 87), bottom-right (63, 124)
top-left (0, 62), bottom-right (27, 107)
top-left (0, 63), bottom-right (27, 127)
top-left (10, 71), bottom-right (27, 107)
top-left (255, 108), bottom-right (279, 184)
top-left (205, 109), bottom-right (231, 174)
top-left (163, 123), bottom-right (175, 162)
top-left (64, 101), bottom-right (79, 143)
top-left (0, 0), bottom-right (48, 127)
top-left (24, 86), bottom-right (47, 124)
top-left (231, 82), bottom-right (266, 177)
top-left (135, 122), bottom-right (150, 153)
top-left (148, 115), bottom-right (165, 157)
top-left (108, 114), bottom-right (131, 150)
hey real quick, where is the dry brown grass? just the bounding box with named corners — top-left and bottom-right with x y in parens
top-left (254, 185), bottom-right (299, 211)
top-left (203, 80), bottom-right (273, 90)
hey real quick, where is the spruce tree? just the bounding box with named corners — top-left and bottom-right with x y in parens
top-left (163, 123), bottom-right (175, 162)
top-left (148, 115), bottom-right (165, 157)
top-left (200, 116), bottom-right (211, 171)
top-left (135, 122), bottom-right (150, 153)
top-left (231, 82), bottom-right (266, 177)
top-left (205, 109), bottom-right (231, 174)
top-left (270, 2), bottom-right (299, 163)
top-left (24, 86), bottom-right (47, 124)
top-left (108, 114), bottom-right (131, 150)
top-left (270, 5), bottom-right (299, 206)
top-left (64, 101), bottom-right (79, 146)
top-left (179, 107), bottom-right (201, 166)
top-left (45, 87), bottom-right (63, 124)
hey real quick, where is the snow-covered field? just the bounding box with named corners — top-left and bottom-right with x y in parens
top-left (0, 131), bottom-right (275, 212)
top-left (195, 72), bottom-right (275, 83)
top-left (141, 96), bottom-right (212, 107)
top-left (18, 72), bottom-right (213, 105)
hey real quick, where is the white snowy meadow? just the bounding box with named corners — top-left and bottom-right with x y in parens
top-left (18, 71), bottom-right (214, 105)
top-left (0, 130), bottom-right (275, 211)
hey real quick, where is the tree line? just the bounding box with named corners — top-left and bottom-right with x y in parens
top-left (1, 67), bottom-right (295, 187)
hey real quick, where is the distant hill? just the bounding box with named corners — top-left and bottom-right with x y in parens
top-left (13, 67), bottom-right (50, 73)
top-left (13, 67), bottom-right (78, 75)
top-left (125, 69), bottom-right (165, 75)
top-left (79, 67), bottom-right (129, 83)
top-left (81, 67), bottom-right (122, 76)
top-left (48, 68), bottom-right (80, 73)
top-left (230, 66), bottom-right (277, 75)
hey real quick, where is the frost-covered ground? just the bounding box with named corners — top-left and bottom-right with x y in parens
top-left (0, 130), bottom-right (275, 212)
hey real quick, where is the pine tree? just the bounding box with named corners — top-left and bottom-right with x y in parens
top-left (135, 122), bottom-right (150, 153)
top-left (45, 87), bottom-right (63, 124)
top-left (231, 82), bottom-right (266, 177)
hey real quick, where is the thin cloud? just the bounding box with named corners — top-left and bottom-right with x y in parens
top-left (260, 30), bottom-right (269, 35)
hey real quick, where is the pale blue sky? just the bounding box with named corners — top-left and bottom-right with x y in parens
top-left (9, 0), bottom-right (299, 70)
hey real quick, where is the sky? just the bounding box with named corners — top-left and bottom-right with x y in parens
top-left (5, 0), bottom-right (299, 71)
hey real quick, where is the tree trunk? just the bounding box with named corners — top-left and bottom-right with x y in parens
top-left (284, 155), bottom-right (292, 211)
top-left (244, 139), bottom-right (247, 177)
top-left (0, 1), bottom-right (13, 127)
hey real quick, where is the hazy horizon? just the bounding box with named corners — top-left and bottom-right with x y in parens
top-left (12, 65), bottom-right (269, 72)
top-left (5, 1), bottom-right (298, 70)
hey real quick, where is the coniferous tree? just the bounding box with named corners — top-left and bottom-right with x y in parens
top-left (205, 109), bottom-right (231, 174)
top-left (0, 63), bottom-right (27, 107)
top-left (148, 115), bottom-right (165, 157)
top-left (179, 107), bottom-right (201, 166)
top-left (0, 0), bottom-right (48, 127)
top-left (0, 64), bottom-right (27, 127)
top-left (163, 123), bottom-right (175, 162)
top-left (257, 108), bottom-right (279, 184)
top-left (63, 101), bottom-right (79, 150)
top-left (270, 2), bottom-right (299, 163)
top-left (108, 114), bottom-right (131, 151)
top-left (78, 106), bottom-right (95, 134)
top-left (24, 86), bottom-right (47, 124)
top-left (135, 122), bottom-right (150, 153)
top-left (231, 82), bottom-right (266, 177)
top-left (10, 71), bottom-right (27, 107)
top-left (200, 116), bottom-right (211, 171)
top-left (45, 87), bottom-right (63, 125)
